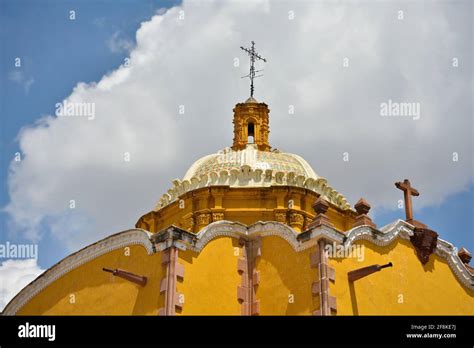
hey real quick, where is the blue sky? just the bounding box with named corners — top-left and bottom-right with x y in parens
top-left (375, 187), bottom-right (473, 252)
top-left (0, 0), bottom-right (180, 268)
top-left (0, 0), bottom-right (472, 274)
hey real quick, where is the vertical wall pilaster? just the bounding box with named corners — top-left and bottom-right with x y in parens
top-left (311, 239), bottom-right (337, 315)
top-left (237, 237), bottom-right (261, 315)
top-left (158, 246), bottom-right (185, 315)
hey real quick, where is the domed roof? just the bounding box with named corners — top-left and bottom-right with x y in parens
top-left (183, 144), bottom-right (318, 181)
top-left (155, 144), bottom-right (351, 211)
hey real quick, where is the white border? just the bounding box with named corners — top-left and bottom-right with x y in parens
top-left (183, 219), bottom-right (473, 290)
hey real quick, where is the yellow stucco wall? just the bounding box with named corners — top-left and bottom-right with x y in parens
top-left (256, 236), bottom-right (317, 315)
top-left (13, 235), bottom-right (473, 316)
top-left (331, 238), bottom-right (474, 315)
top-left (177, 237), bottom-right (242, 315)
top-left (17, 245), bottom-right (164, 315)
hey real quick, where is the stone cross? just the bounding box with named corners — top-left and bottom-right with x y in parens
top-left (395, 179), bottom-right (419, 223)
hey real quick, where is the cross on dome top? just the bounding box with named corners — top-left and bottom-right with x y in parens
top-left (240, 41), bottom-right (267, 99)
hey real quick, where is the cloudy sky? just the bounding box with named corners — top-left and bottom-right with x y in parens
top-left (0, 0), bottom-right (472, 310)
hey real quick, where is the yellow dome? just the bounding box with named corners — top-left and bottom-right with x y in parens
top-left (155, 144), bottom-right (351, 211)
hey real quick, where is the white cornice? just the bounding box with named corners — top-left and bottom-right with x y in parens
top-left (155, 168), bottom-right (352, 212)
top-left (182, 219), bottom-right (474, 291)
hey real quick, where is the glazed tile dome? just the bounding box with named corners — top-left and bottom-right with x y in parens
top-left (155, 144), bottom-right (352, 211)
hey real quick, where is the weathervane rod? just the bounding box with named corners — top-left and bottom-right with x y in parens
top-left (240, 41), bottom-right (267, 98)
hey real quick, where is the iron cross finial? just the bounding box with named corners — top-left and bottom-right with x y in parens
top-left (240, 41), bottom-right (267, 98)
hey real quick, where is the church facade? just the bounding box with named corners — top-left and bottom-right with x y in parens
top-left (3, 95), bottom-right (473, 316)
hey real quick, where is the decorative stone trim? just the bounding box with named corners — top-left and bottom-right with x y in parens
top-left (2, 229), bottom-right (154, 316)
top-left (311, 239), bottom-right (337, 316)
top-left (289, 212), bottom-right (305, 230)
top-left (158, 247), bottom-right (185, 315)
top-left (458, 247), bottom-right (472, 264)
top-left (344, 220), bottom-right (474, 289)
top-left (153, 226), bottom-right (198, 252)
top-left (9, 219), bottom-right (470, 317)
top-left (298, 224), bottom-right (345, 249)
top-left (434, 239), bottom-right (474, 288)
top-left (309, 197), bottom-right (334, 229)
top-left (411, 227), bottom-right (438, 265)
top-left (192, 221), bottom-right (248, 251)
top-left (155, 170), bottom-right (351, 212)
top-left (343, 220), bottom-right (413, 248)
top-left (195, 212), bottom-right (212, 231)
top-left (181, 213), bottom-right (194, 232)
top-left (211, 212), bottom-right (225, 222)
top-left (352, 198), bottom-right (376, 228)
top-left (274, 211), bottom-right (287, 224)
top-left (237, 238), bottom-right (261, 315)
top-left (186, 220), bottom-right (306, 253)
top-left (303, 216), bottom-right (313, 231)
top-left (158, 219), bottom-right (473, 291)
top-left (237, 240), bottom-right (248, 316)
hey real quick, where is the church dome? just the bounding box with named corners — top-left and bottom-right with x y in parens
top-left (183, 144), bottom-right (318, 181)
top-left (154, 97), bottom-right (352, 212)
top-left (155, 143), bottom-right (351, 211)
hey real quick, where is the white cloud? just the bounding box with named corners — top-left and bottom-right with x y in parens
top-left (0, 259), bottom-right (45, 311)
top-left (107, 31), bottom-right (134, 53)
top-left (4, 1), bottom-right (472, 252)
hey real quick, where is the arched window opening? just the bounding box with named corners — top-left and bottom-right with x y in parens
top-left (247, 122), bottom-right (255, 143)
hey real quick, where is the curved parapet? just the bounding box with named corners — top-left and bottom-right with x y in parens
top-left (2, 229), bottom-right (154, 315)
top-left (154, 219), bottom-right (474, 291)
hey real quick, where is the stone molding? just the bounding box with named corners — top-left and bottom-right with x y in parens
top-left (159, 219), bottom-right (474, 291)
top-left (155, 171), bottom-right (351, 211)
